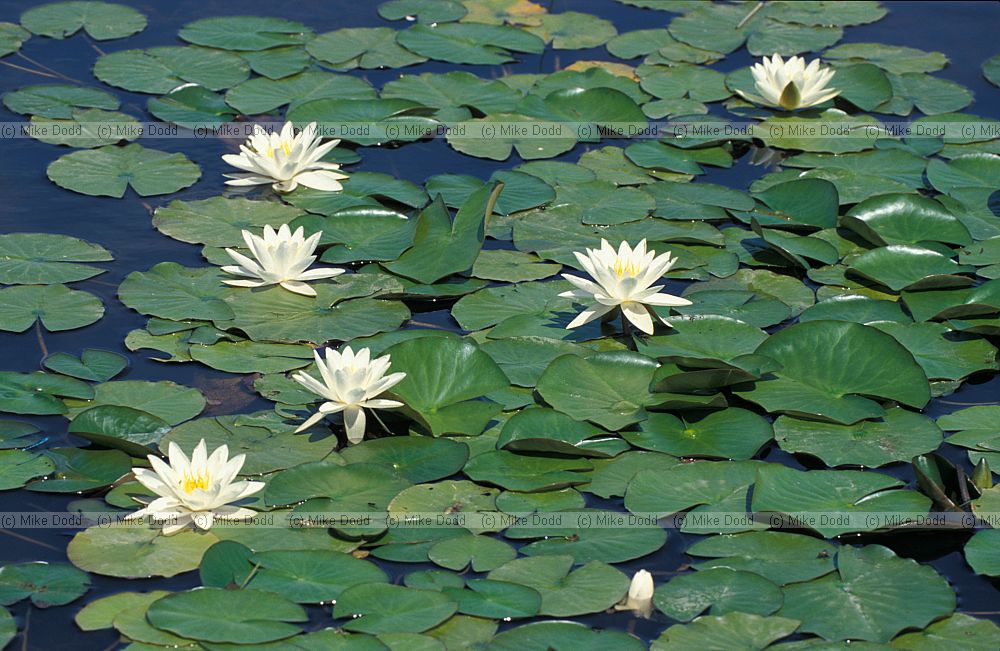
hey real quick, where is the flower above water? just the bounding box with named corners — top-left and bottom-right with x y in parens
top-left (222, 223), bottom-right (344, 296)
top-left (223, 121), bottom-right (348, 193)
top-left (127, 440), bottom-right (264, 536)
top-left (292, 346), bottom-right (407, 445)
top-left (560, 239), bottom-right (691, 335)
top-left (738, 54), bottom-right (839, 110)
top-left (615, 569), bottom-right (655, 618)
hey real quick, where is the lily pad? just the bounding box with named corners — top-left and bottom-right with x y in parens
top-left (20, 1), bottom-right (146, 40)
top-left (0, 284), bottom-right (103, 332)
top-left (652, 612), bottom-right (800, 650)
top-left (379, 0), bottom-right (468, 23)
top-left (463, 451), bottom-right (592, 492)
top-left (774, 408), bottom-right (942, 467)
top-left (751, 465), bottom-right (931, 537)
top-left (28, 447), bottom-right (130, 492)
top-left (893, 614), bottom-right (1000, 650)
top-left (0, 371), bottom-right (92, 415)
top-left (94, 47), bottom-right (249, 93)
top-left (488, 555), bottom-right (628, 617)
top-left (64, 380), bottom-right (204, 424)
top-left (224, 71), bottom-right (377, 115)
top-left (340, 436), bottom-right (467, 483)
top-left (2, 84), bottom-right (118, 118)
top-left (0, 22), bottom-right (29, 57)
top-left (777, 545), bottom-right (955, 642)
top-left (147, 588), bottom-right (307, 644)
top-left (307, 27), bottom-right (428, 69)
top-left (653, 567), bottom-right (782, 621)
top-left (396, 22), bottom-right (544, 65)
top-left (0, 450), bottom-right (55, 490)
top-left (505, 510), bottom-right (667, 563)
top-left (625, 409), bottom-right (773, 460)
top-left (68, 406), bottom-right (171, 456)
top-left (0, 562), bottom-right (89, 608)
top-left (248, 550), bottom-right (389, 603)
top-left (42, 349), bottom-right (126, 382)
top-left (428, 535), bottom-right (517, 572)
top-left (178, 16), bottom-right (312, 50)
top-left (536, 352), bottom-right (657, 430)
top-left (383, 336), bottom-right (509, 437)
top-left (490, 621), bottom-right (644, 651)
top-left (68, 525), bottom-right (218, 578)
top-left (735, 320), bottom-right (930, 424)
top-left (47, 144), bottom-right (201, 198)
top-left (442, 579), bottom-right (540, 620)
top-left (334, 583), bottom-right (457, 634)
top-left (686, 531), bottom-right (836, 585)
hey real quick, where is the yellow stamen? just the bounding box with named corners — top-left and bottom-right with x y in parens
top-left (265, 141), bottom-right (293, 159)
top-left (182, 471), bottom-right (210, 493)
top-left (613, 257), bottom-right (641, 278)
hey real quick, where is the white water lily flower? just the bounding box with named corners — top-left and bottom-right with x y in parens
top-left (560, 239), bottom-right (691, 335)
top-left (738, 54), bottom-right (840, 110)
top-left (127, 440), bottom-right (264, 536)
top-left (223, 121), bottom-right (348, 193)
top-left (292, 346), bottom-right (407, 445)
top-left (615, 569), bottom-right (655, 618)
top-left (222, 223), bottom-right (344, 296)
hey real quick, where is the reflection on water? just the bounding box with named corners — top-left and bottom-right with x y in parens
top-left (0, 0), bottom-right (999, 647)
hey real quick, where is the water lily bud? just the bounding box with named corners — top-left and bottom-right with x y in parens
top-left (972, 457), bottom-right (993, 491)
top-left (615, 569), bottom-right (655, 618)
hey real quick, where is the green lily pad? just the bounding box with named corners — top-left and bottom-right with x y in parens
top-left (0, 284), bottom-right (103, 332)
top-left (735, 320), bottom-right (930, 424)
top-left (537, 352), bottom-right (657, 430)
top-left (498, 407), bottom-right (624, 458)
top-left (447, 112), bottom-right (576, 161)
top-left (824, 42), bottom-right (948, 74)
top-left (382, 71), bottom-right (520, 113)
top-left (774, 408), bottom-right (942, 468)
top-left (27, 447), bottom-right (129, 492)
top-left (625, 461), bottom-right (764, 532)
top-left (397, 22), bottom-right (544, 65)
top-left (428, 535), bottom-right (517, 572)
top-left (21, 1), bottom-right (146, 40)
top-left (583, 451), bottom-right (679, 499)
top-left (264, 461), bottom-right (409, 510)
top-left (334, 583), bottom-right (457, 634)
top-left (777, 545), bottom-right (955, 642)
top-left (75, 591), bottom-right (170, 631)
top-left (686, 531), bottom-right (837, 585)
top-left (0, 421), bottom-right (43, 449)
top-left (68, 525), bottom-right (218, 578)
top-left (178, 16), bottom-right (312, 50)
top-left (248, 550), bottom-right (389, 603)
top-left (0, 450), bottom-right (55, 490)
top-left (27, 108), bottom-right (139, 147)
top-left (797, 295), bottom-right (910, 325)
top-left (525, 12), bottom-right (616, 49)
top-left (442, 579), bottom-right (540, 620)
top-left (625, 409), bottom-right (773, 460)
top-left (225, 71), bottom-right (376, 115)
top-left (307, 27), bottom-right (428, 69)
top-left (881, 72), bottom-right (974, 115)
top-left (147, 588), bottom-right (307, 644)
top-left (964, 529), bottom-right (1000, 577)
top-left (148, 85), bottom-right (236, 129)
top-left (872, 321), bottom-right (998, 381)
top-left (68, 406), bottom-right (171, 456)
top-left (119, 263), bottom-right (232, 321)
top-left (471, 249), bottom-right (560, 282)
top-left (383, 183), bottom-right (501, 284)
top-left (463, 451), bottom-right (592, 492)
top-left (47, 144), bottom-right (201, 198)
top-left (653, 567), bottom-right (782, 621)
top-left (0, 371), bottom-right (92, 415)
top-left (94, 47), bottom-right (249, 93)
top-left (652, 612), bottom-right (800, 650)
top-left (893, 614), bottom-right (1000, 650)
top-left (2, 84), bottom-right (118, 118)
top-left (64, 380), bottom-right (204, 424)
top-left (490, 621), bottom-right (644, 651)
top-left (379, 0), bottom-right (468, 23)
top-left (0, 562), bottom-right (89, 608)
top-left (928, 154), bottom-right (1000, 194)
top-left (382, 336), bottom-right (509, 437)
top-left (488, 555), bottom-right (628, 617)
top-left (340, 436), bottom-right (467, 483)
top-left (0, 22), bottom-right (29, 57)
top-left (849, 245), bottom-right (974, 292)
top-left (752, 465), bottom-right (931, 537)
top-left (843, 194), bottom-right (971, 246)
top-left (42, 349), bottom-right (126, 382)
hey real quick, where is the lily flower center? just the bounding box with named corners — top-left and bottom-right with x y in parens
top-left (613, 258), bottom-right (641, 278)
top-left (265, 141), bottom-right (293, 159)
top-left (182, 470), bottom-right (210, 494)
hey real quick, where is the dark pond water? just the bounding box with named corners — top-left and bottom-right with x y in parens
top-left (1, 0), bottom-right (1000, 648)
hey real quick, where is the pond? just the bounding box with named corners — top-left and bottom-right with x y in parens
top-left (1, 0), bottom-right (1000, 648)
